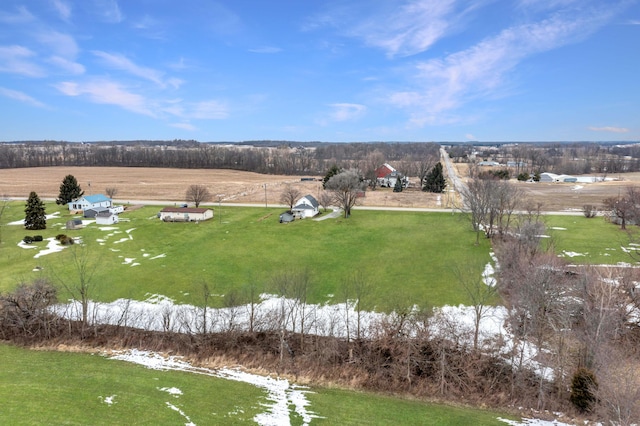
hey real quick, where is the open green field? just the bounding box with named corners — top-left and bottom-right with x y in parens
top-left (0, 343), bottom-right (515, 425)
top-left (544, 215), bottom-right (640, 265)
top-left (0, 202), bottom-right (491, 311)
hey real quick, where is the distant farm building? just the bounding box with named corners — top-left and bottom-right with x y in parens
top-left (68, 194), bottom-right (112, 213)
top-left (478, 160), bottom-right (501, 167)
top-left (375, 163), bottom-right (396, 179)
top-left (292, 195), bottom-right (320, 219)
top-left (539, 173), bottom-right (578, 183)
top-left (375, 163), bottom-right (408, 188)
top-left (159, 207), bottom-right (213, 222)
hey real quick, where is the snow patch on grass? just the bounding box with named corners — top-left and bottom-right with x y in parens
top-left (159, 387), bottom-right (182, 397)
top-left (109, 349), bottom-right (322, 426)
top-left (100, 395), bottom-right (117, 406)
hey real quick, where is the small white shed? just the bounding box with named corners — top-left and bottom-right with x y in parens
top-left (159, 207), bottom-right (213, 222)
top-left (96, 211), bottom-right (119, 225)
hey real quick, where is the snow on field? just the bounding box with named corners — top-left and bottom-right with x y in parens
top-left (109, 349), bottom-right (322, 425)
top-left (18, 237), bottom-right (70, 258)
top-left (558, 251), bottom-right (586, 258)
top-left (100, 395), bottom-right (117, 406)
top-left (498, 417), bottom-right (573, 426)
top-left (8, 211), bottom-right (60, 225)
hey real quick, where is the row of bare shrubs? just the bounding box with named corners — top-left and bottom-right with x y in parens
top-left (1, 278), bottom-right (543, 412)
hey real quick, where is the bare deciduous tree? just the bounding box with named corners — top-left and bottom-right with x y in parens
top-left (280, 184), bottom-right (301, 211)
top-left (105, 187), bottom-right (118, 199)
top-left (460, 178), bottom-right (520, 243)
top-left (186, 184), bottom-right (212, 208)
top-left (0, 279), bottom-right (58, 339)
top-left (455, 264), bottom-right (498, 352)
top-left (317, 191), bottom-right (334, 212)
top-left (325, 169), bottom-right (367, 218)
top-left (53, 244), bottom-right (101, 329)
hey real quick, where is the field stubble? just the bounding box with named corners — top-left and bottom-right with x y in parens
top-left (2, 166), bottom-right (640, 211)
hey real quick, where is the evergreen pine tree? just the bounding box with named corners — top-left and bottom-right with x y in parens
top-left (322, 165), bottom-right (342, 189)
top-left (423, 162), bottom-right (446, 193)
top-left (393, 175), bottom-right (404, 192)
top-left (24, 191), bottom-right (47, 230)
top-left (56, 174), bottom-right (84, 205)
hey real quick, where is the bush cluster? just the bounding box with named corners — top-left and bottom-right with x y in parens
top-left (22, 235), bottom-right (43, 244)
top-left (55, 234), bottom-right (74, 245)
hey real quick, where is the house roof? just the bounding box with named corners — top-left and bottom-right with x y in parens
top-left (375, 163), bottom-right (396, 178)
top-left (294, 194), bottom-right (319, 209)
top-left (85, 206), bottom-right (109, 213)
top-left (96, 211), bottom-right (115, 218)
top-left (160, 207), bottom-right (211, 214)
top-left (83, 194), bottom-right (111, 203)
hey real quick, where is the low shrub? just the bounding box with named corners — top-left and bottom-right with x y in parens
top-left (55, 234), bottom-right (74, 245)
top-left (570, 367), bottom-right (598, 413)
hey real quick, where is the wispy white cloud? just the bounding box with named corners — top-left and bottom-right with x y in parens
top-left (248, 46), bottom-right (282, 54)
top-left (307, 1), bottom-right (483, 58)
top-left (47, 56), bottom-right (85, 75)
top-left (465, 133), bottom-right (477, 140)
top-left (626, 19), bottom-right (640, 25)
top-left (94, 0), bottom-right (123, 23)
top-left (92, 51), bottom-right (170, 87)
top-left (170, 122), bottom-right (197, 131)
top-left (325, 103), bottom-right (367, 123)
top-left (54, 79), bottom-right (155, 117)
top-left (388, 5), bottom-right (618, 126)
top-left (0, 45), bottom-right (45, 77)
top-left (51, 0), bottom-right (72, 22)
top-left (0, 6), bottom-right (35, 24)
top-left (190, 100), bottom-right (229, 120)
top-left (131, 15), bottom-right (167, 40)
top-left (588, 126), bottom-right (629, 133)
top-left (36, 30), bottom-right (79, 59)
top-left (0, 87), bottom-right (46, 108)
top-left (351, 0), bottom-right (460, 58)
top-left (163, 99), bottom-right (229, 120)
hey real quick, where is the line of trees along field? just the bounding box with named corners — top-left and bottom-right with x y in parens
top-left (0, 141), bottom-right (441, 176)
top-left (448, 141), bottom-right (640, 176)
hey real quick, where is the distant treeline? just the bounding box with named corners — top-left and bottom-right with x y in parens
top-left (0, 140), bottom-right (440, 175)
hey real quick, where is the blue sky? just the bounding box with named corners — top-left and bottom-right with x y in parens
top-left (0, 0), bottom-right (638, 142)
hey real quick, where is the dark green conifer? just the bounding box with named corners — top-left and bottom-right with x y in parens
top-left (56, 174), bottom-right (84, 205)
top-left (24, 191), bottom-right (47, 230)
top-left (423, 162), bottom-right (446, 193)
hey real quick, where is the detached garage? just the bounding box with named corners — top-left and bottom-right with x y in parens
top-left (159, 207), bottom-right (213, 222)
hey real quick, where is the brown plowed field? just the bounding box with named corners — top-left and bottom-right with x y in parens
top-left (0, 167), bottom-right (443, 208)
top-left (1, 166), bottom-right (639, 211)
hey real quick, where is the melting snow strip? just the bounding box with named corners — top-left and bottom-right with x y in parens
top-left (108, 349), bottom-right (322, 426)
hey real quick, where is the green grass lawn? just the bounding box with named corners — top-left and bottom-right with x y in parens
top-left (543, 215), bottom-right (640, 265)
top-left (2, 202), bottom-right (632, 312)
top-left (0, 343), bottom-right (264, 425)
top-left (0, 343), bottom-right (516, 425)
top-left (0, 202), bottom-right (492, 311)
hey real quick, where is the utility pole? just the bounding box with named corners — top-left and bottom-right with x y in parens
top-left (264, 184), bottom-right (267, 208)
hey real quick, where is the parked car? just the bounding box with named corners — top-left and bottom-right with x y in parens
top-left (279, 211), bottom-right (294, 223)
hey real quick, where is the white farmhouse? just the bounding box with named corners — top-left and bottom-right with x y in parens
top-left (291, 195), bottom-right (319, 219)
top-left (68, 194), bottom-right (112, 213)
